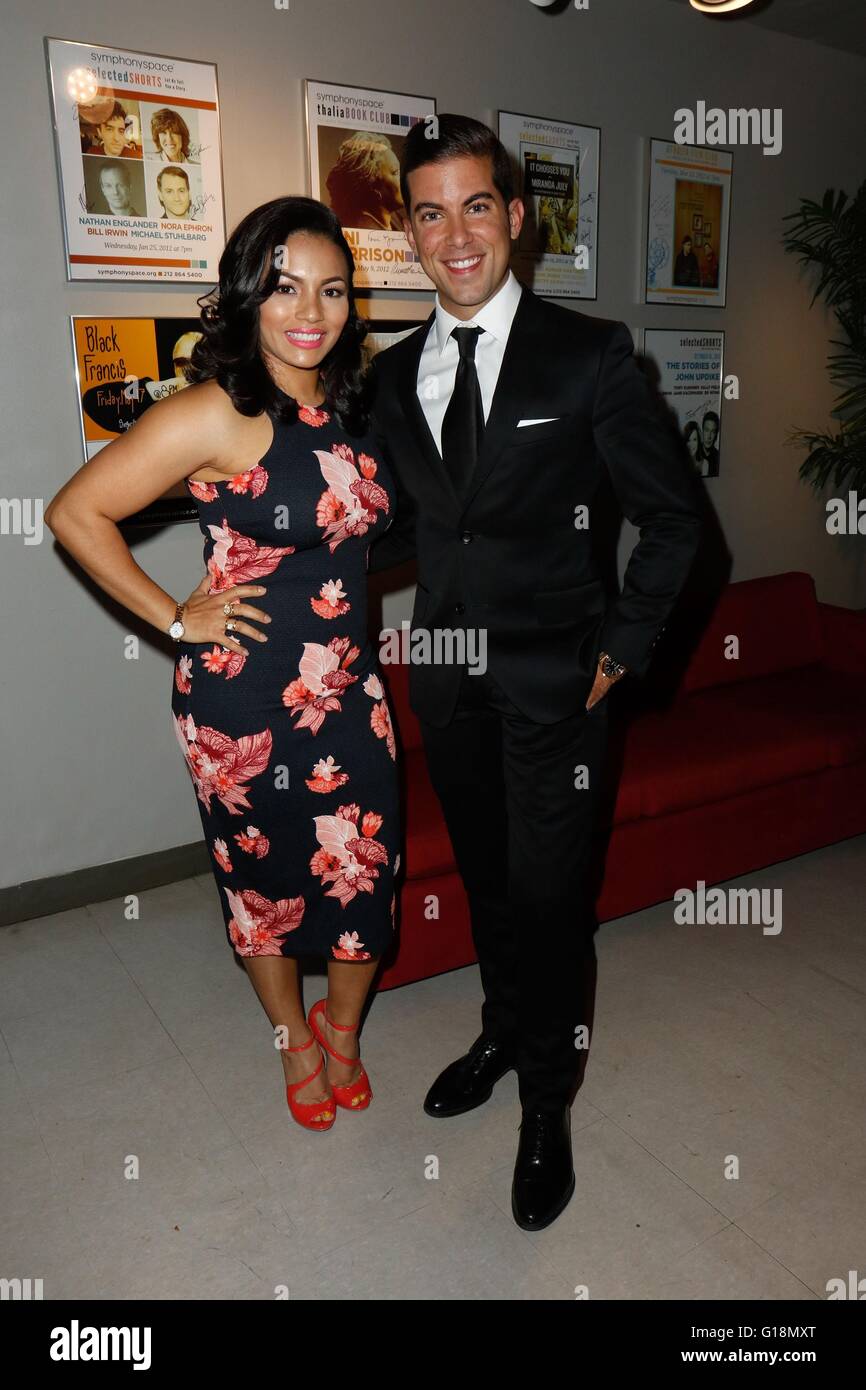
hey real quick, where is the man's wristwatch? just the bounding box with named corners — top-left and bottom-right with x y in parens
top-left (598, 651), bottom-right (627, 680)
top-left (168, 601), bottom-right (186, 641)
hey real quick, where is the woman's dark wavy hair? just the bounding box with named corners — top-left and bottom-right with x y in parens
top-left (188, 195), bottom-right (371, 434)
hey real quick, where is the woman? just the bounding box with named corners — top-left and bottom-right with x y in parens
top-left (44, 197), bottom-right (400, 1134)
top-left (149, 108), bottom-right (193, 164)
top-left (684, 420), bottom-right (709, 477)
top-left (326, 132), bottom-right (405, 231)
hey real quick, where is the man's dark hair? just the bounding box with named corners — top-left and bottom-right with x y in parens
top-left (399, 113), bottom-right (514, 216)
top-left (703, 411), bottom-right (720, 430)
top-left (101, 101), bottom-right (129, 126)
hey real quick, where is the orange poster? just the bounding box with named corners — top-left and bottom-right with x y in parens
top-left (72, 315), bottom-right (202, 456)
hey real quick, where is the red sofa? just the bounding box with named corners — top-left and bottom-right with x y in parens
top-left (376, 571), bottom-right (866, 989)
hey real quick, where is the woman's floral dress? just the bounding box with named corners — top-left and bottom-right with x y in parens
top-left (171, 395), bottom-right (400, 961)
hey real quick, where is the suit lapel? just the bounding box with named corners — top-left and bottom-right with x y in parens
top-left (396, 310), bottom-right (464, 512)
top-left (458, 284), bottom-right (534, 513)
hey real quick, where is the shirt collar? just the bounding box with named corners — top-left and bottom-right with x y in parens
top-left (433, 268), bottom-right (522, 356)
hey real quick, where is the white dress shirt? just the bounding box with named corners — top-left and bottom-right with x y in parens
top-left (416, 268), bottom-right (523, 455)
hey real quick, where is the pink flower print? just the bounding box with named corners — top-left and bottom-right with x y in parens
top-left (213, 838), bottom-right (233, 873)
top-left (172, 712), bottom-right (272, 815)
top-left (389, 853), bottom-right (401, 928)
top-left (206, 518), bottom-right (294, 594)
top-left (310, 578), bottom-right (350, 620)
top-left (316, 489), bottom-right (346, 532)
top-left (370, 700), bottom-right (395, 759)
top-left (201, 645), bottom-right (247, 679)
top-left (226, 463), bottom-right (268, 497)
top-left (313, 445), bottom-right (389, 552)
top-left (310, 803), bottom-right (388, 908)
top-left (224, 887), bottom-right (305, 956)
top-left (282, 636), bottom-right (360, 734)
top-left (358, 452), bottom-right (378, 479)
top-left (361, 811), bottom-right (383, 837)
top-left (298, 404), bottom-right (331, 427)
top-left (310, 848), bottom-right (341, 877)
top-left (235, 825), bottom-right (270, 858)
top-left (188, 478), bottom-right (219, 503)
top-left (364, 674), bottom-right (396, 760)
top-left (306, 754), bottom-right (350, 793)
top-left (332, 930), bottom-right (371, 962)
top-left (175, 654), bottom-right (193, 694)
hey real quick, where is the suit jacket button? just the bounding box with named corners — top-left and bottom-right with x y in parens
top-left (454, 602), bottom-right (466, 615)
top-left (461, 531), bottom-right (474, 543)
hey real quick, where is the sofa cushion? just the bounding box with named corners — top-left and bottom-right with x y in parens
top-left (380, 661), bottom-right (423, 753)
top-left (609, 755), bottom-right (643, 825)
top-left (401, 747), bottom-right (459, 879)
top-left (716, 665), bottom-right (866, 770)
top-left (624, 663), bottom-right (865, 818)
top-left (683, 571), bottom-right (824, 695)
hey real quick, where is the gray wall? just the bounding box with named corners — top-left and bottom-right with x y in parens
top-left (2, 0), bottom-right (865, 896)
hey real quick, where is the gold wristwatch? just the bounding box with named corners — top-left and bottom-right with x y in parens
top-left (168, 601), bottom-right (186, 641)
top-left (599, 651), bottom-right (627, 679)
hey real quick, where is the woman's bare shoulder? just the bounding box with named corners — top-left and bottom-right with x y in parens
top-left (145, 378), bottom-right (257, 448)
top-left (152, 376), bottom-right (234, 427)
top-left (156, 378), bottom-right (272, 479)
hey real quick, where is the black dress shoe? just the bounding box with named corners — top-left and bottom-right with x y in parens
top-left (423, 1035), bottom-right (517, 1118)
top-left (511, 1106), bottom-right (575, 1231)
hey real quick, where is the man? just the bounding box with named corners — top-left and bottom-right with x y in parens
top-left (367, 115), bottom-right (703, 1231)
top-left (673, 235), bottom-right (700, 287)
top-left (156, 166), bottom-right (195, 221)
top-left (700, 240), bottom-right (719, 289)
top-left (97, 163), bottom-right (142, 218)
top-left (701, 411), bottom-right (721, 475)
top-left (86, 100), bottom-right (142, 159)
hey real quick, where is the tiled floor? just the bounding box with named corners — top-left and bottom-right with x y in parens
top-left (2, 834), bottom-right (864, 1300)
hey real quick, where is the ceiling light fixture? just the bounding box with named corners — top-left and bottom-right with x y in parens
top-left (690, 0), bottom-right (757, 13)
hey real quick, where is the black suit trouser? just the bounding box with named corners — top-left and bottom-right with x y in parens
top-left (418, 661), bottom-right (609, 1112)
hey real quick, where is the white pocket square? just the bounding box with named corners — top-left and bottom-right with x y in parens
top-left (517, 416), bottom-right (560, 427)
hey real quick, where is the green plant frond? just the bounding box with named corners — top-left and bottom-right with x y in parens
top-left (782, 178), bottom-right (866, 513)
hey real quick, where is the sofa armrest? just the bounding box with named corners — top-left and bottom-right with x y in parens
top-left (819, 602), bottom-right (866, 676)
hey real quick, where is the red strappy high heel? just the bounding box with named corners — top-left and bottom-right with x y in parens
top-left (308, 999), bottom-right (372, 1111)
top-left (284, 1032), bottom-right (336, 1131)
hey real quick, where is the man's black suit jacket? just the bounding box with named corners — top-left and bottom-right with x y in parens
top-left (367, 281), bottom-right (703, 727)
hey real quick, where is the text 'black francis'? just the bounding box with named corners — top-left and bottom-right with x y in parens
top-left (511, 1107), bottom-right (576, 1232)
top-left (422, 1034), bottom-right (517, 1118)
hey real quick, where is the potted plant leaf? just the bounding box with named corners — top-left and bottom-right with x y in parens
top-left (782, 182), bottom-right (866, 510)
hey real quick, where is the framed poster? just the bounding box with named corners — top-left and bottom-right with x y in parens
top-left (363, 318), bottom-right (426, 363)
top-left (643, 329), bottom-right (724, 478)
top-left (46, 36), bottom-right (225, 282)
top-left (304, 79), bottom-right (436, 290)
top-left (71, 315), bottom-right (203, 523)
top-left (644, 138), bottom-right (732, 307)
top-left (498, 109), bottom-right (599, 299)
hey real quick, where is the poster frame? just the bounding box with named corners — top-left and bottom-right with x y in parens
top-left (45, 34), bottom-right (227, 284)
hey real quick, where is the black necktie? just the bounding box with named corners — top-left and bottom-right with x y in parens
top-left (441, 325), bottom-right (484, 498)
